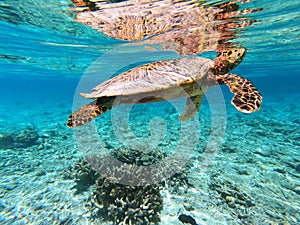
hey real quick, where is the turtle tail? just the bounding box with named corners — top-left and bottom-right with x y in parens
top-left (216, 74), bottom-right (262, 113)
top-left (66, 97), bottom-right (116, 128)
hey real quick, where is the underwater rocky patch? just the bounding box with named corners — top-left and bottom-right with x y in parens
top-left (178, 214), bottom-right (197, 225)
top-left (111, 146), bottom-right (167, 166)
top-left (63, 146), bottom-right (192, 225)
top-left (91, 178), bottom-right (163, 225)
top-left (0, 126), bottom-right (39, 148)
top-left (0, 132), bottom-right (13, 148)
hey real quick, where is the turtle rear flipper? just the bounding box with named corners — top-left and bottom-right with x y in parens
top-left (216, 74), bottom-right (262, 113)
top-left (66, 97), bottom-right (116, 128)
top-left (179, 94), bottom-right (204, 121)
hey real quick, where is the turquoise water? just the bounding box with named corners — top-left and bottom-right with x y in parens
top-left (0, 0), bottom-right (299, 224)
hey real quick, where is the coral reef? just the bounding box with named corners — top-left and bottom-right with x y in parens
top-left (0, 127), bottom-right (39, 148)
top-left (89, 146), bottom-right (166, 224)
top-left (64, 158), bottom-right (164, 224)
top-left (112, 146), bottom-right (167, 166)
top-left (91, 178), bottom-right (162, 225)
top-left (0, 132), bottom-right (13, 148)
top-left (64, 146), bottom-right (192, 224)
top-left (63, 160), bottom-right (99, 194)
top-left (85, 144), bottom-right (191, 186)
top-left (209, 178), bottom-right (255, 209)
top-left (13, 127), bottom-right (39, 148)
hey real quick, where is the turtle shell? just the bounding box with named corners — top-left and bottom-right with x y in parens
top-left (81, 57), bottom-right (213, 99)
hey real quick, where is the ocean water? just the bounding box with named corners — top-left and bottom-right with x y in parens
top-left (0, 0), bottom-right (299, 224)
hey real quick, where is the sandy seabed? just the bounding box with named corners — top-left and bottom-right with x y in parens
top-left (0, 94), bottom-right (299, 225)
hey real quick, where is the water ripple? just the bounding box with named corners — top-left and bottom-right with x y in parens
top-left (0, 0), bottom-right (299, 78)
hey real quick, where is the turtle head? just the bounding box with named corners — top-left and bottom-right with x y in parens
top-left (212, 48), bottom-right (246, 75)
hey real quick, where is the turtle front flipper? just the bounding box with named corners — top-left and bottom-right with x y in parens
top-left (66, 97), bottom-right (116, 128)
top-left (179, 94), bottom-right (204, 121)
top-left (216, 74), bottom-right (262, 113)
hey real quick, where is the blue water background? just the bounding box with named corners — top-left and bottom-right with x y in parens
top-left (0, 0), bottom-right (299, 224)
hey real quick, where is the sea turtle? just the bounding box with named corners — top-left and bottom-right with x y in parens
top-left (66, 48), bottom-right (262, 128)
